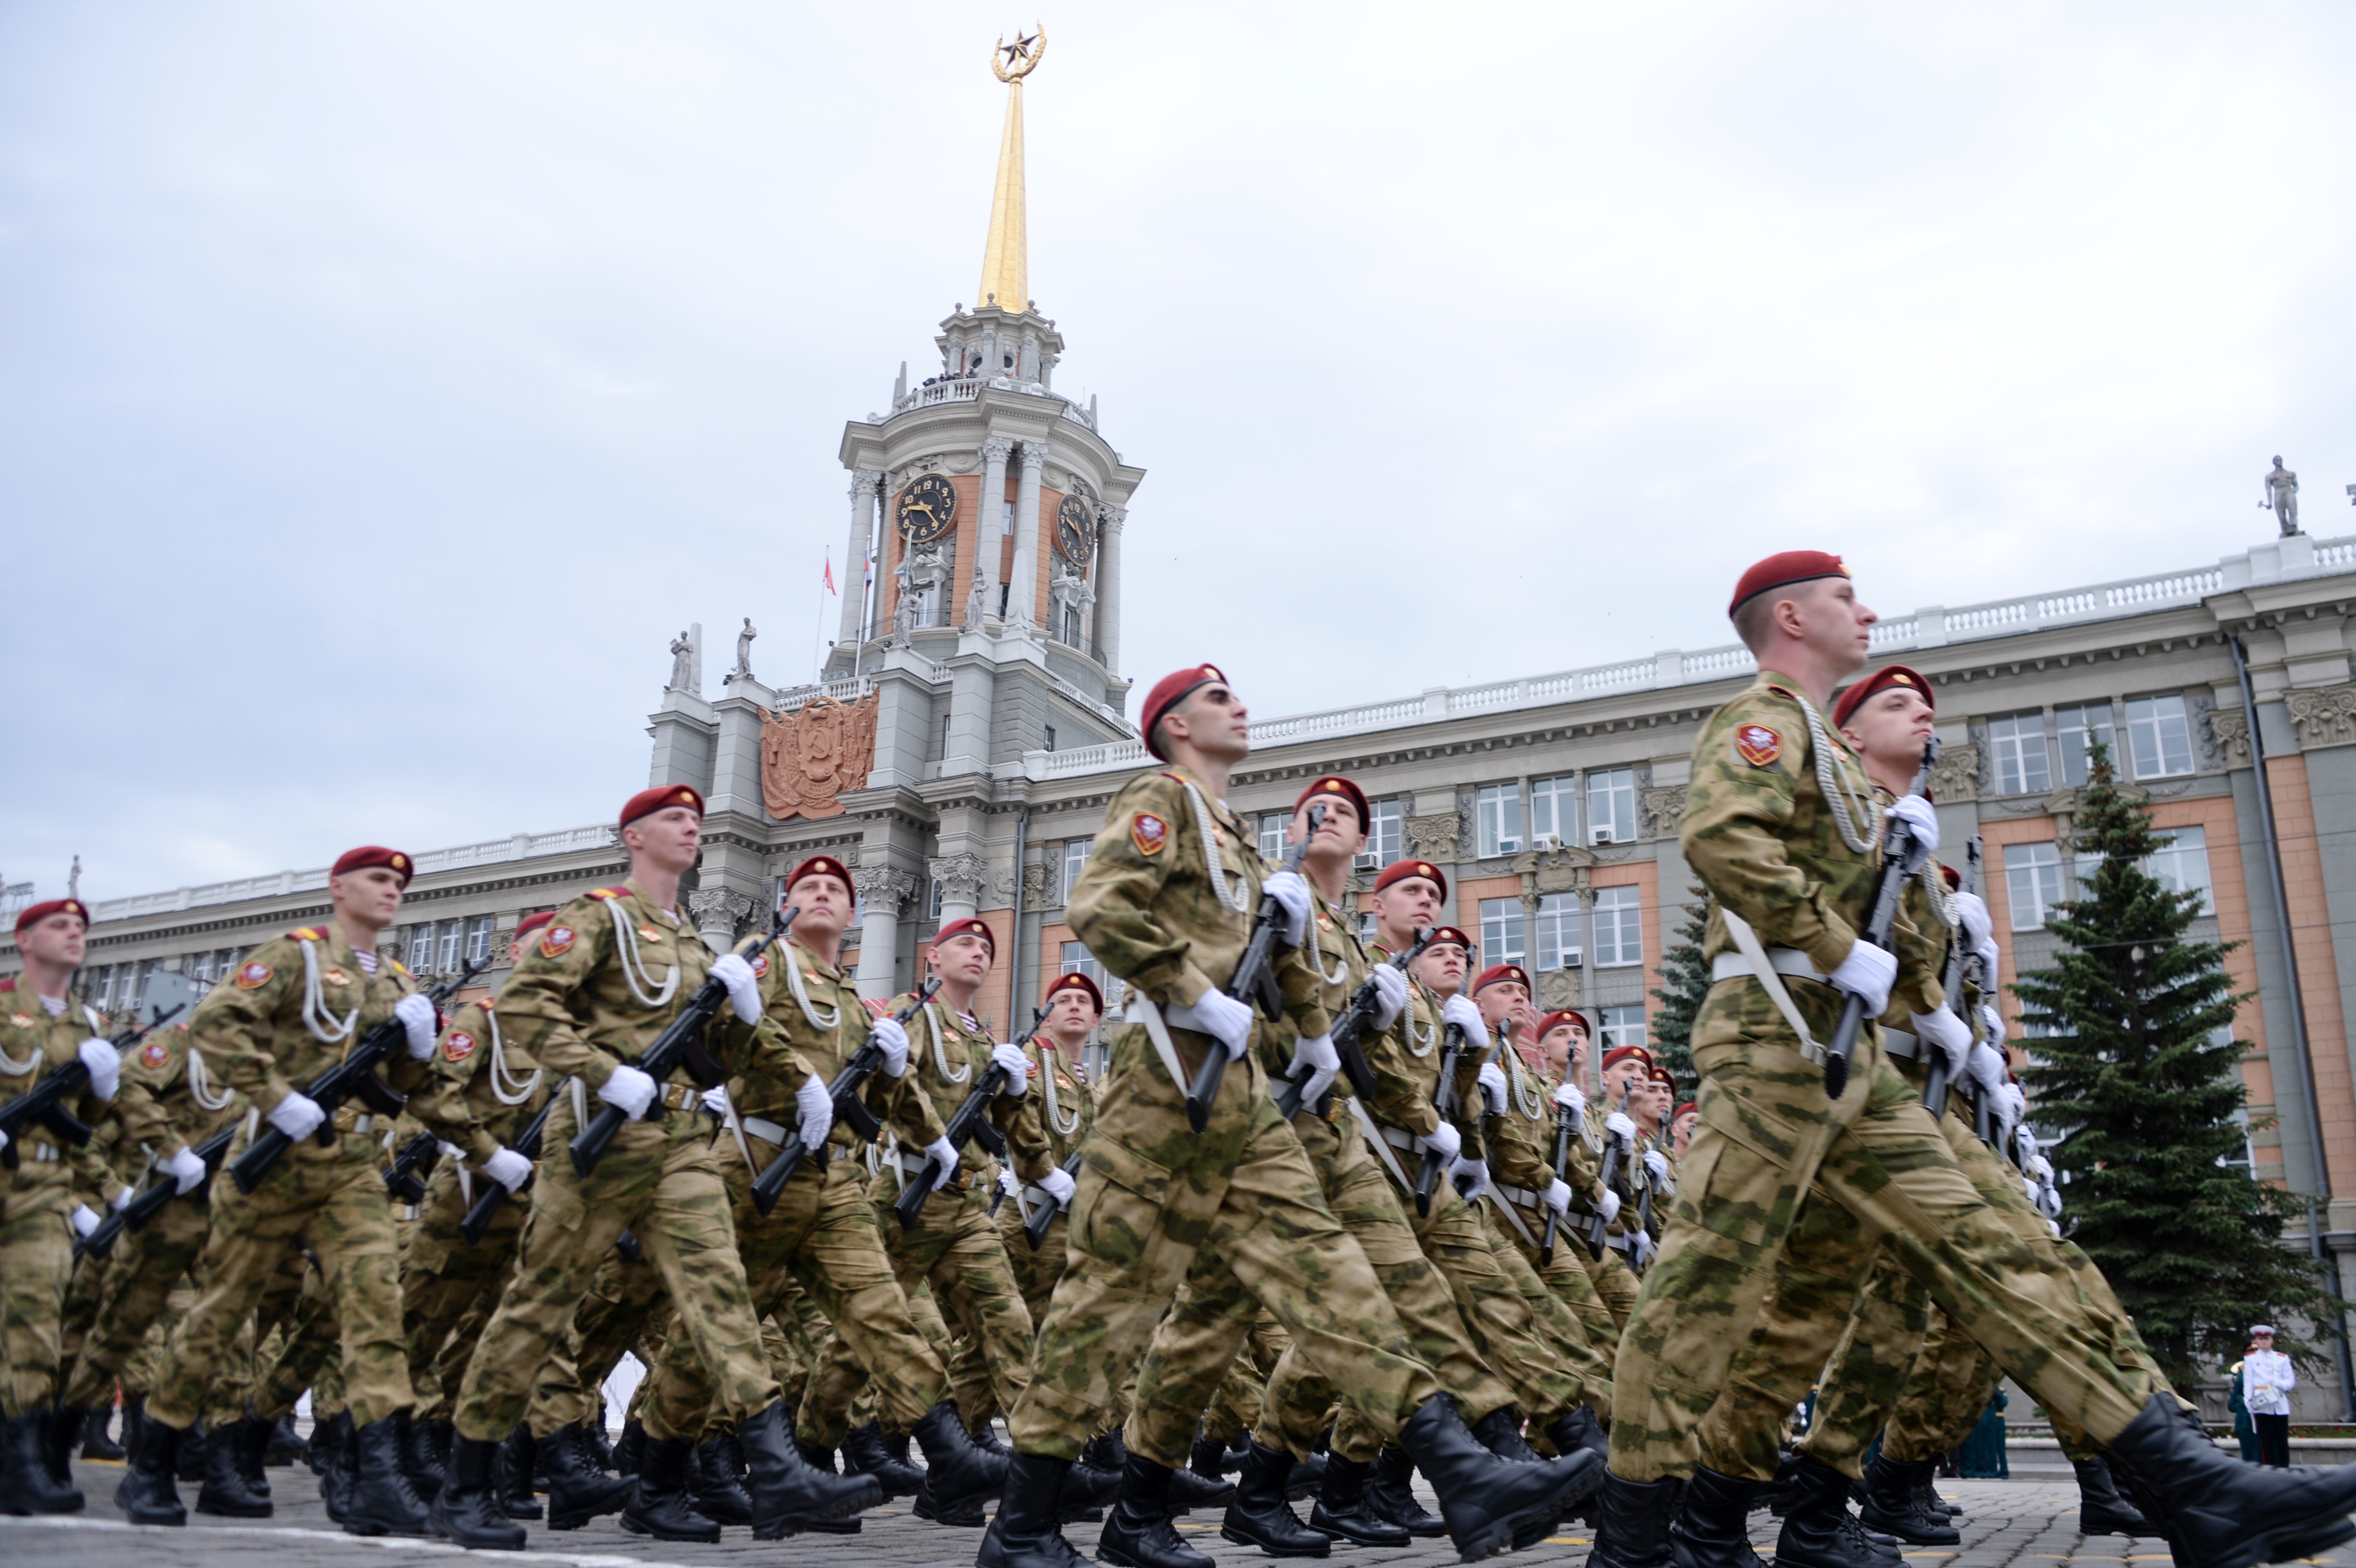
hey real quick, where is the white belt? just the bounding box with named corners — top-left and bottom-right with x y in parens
top-left (1606, 1231), bottom-right (1636, 1253)
top-left (741, 1116), bottom-right (791, 1147)
top-left (1125, 995), bottom-right (1202, 1098)
top-left (892, 1149), bottom-right (986, 1191)
top-left (1714, 912), bottom-right (1827, 1067)
top-left (31, 1142), bottom-right (62, 1164)
top-left (1021, 1183), bottom-right (1058, 1211)
top-left (1496, 1181), bottom-right (1545, 1211)
top-left (1881, 1029), bottom-right (1920, 1061)
top-left (1711, 948), bottom-right (1825, 985)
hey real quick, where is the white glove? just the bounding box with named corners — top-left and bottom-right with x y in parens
top-left (1643, 1149), bottom-right (1669, 1185)
top-left (1419, 1120), bottom-right (1462, 1164)
top-left (991, 1041), bottom-right (1031, 1096)
top-left (1598, 1188), bottom-right (1622, 1225)
top-left (1441, 994), bottom-right (1486, 1040)
top-left (164, 1144), bottom-right (208, 1195)
top-left (871, 1015), bottom-right (910, 1078)
top-left (1477, 1062), bottom-right (1510, 1115)
top-left (267, 1090), bottom-right (326, 1142)
top-left (1953, 890), bottom-right (1993, 953)
top-left (924, 1135), bottom-right (960, 1189)
top-left (2023, 1174), bottom-right (2040, 1207)
top-left (437, 1140), bottom-right (463, 1158)
top-left (2028, 1154), bottom-right (2054, 1182)
top-left (1190, 987), bottom-right (1257, 1061)
top-left (796, 1073), bottom-right (835, 1150)
top-left (70, 1205), bottom-right (100, 1239)
top-left (1368, 966), bottom-right (1408, 1030)
top-left (1553, 1080), bottom-right (1587, 1116)
top-left (2040, 1185), bottom-right (2064, 1221)
top-left (597, 1064), bottom-right (658, 1121)
top-left (1287, 1033), bottom-right (1341, 1107)
top-left (700, 1084), bottom-right (733, 1117)
top-left (76, 1038), bottom-right (121, 1101)
top-left (1886, 795), bottom-right (1939, 871)
top-left (1541, 1178), bottom-right (1573, 1215)
top-left (1607, 1111), bottom-right (1638, 1142)
top-left (482, 1146), bottom-right (534, 1192)
top-left (1965, 1043), bottom-right (2010, 1101)
top-left (0, 1129), bottom-right (9, 1154)
top-left (394, 993), bottom-right (438, 1060)
top-left (999, 1168), bottom-right (1022, 1198)
top-left (1909, 1009), bottom-right (1972, 1078)
top-left (1448, 1154), bottom-right (1492, 1202)
top-left (1829, 941), bottom-right (1897, 1017)
top-left (709, 953), bottom-right (763, 1026)
top-left (1630, 1230), bottom-right (1656, 1268)
top-left (2015, 1124), bottom-right (2040, 1165)
top-left (1997, 1082), bottom-right (2026, 1131)
top-left (2048, 1217), bottom-right (2062, 1238)
top-left (110, 1184), bottom-right (135, 1211)
top-left (1261, 871), bottom-right (1312, 946)
top-left (1980, 1004), bottom-right (2005, 1045)
top-left (1040, 1165), bottom-right (1078, 1205)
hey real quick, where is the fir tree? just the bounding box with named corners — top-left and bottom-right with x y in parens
top-left (1648, 883), bottom-right (1712, 1100)
top-left (2015, 742), bottom-right (2335, 1387)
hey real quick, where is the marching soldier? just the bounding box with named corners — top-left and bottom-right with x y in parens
top-left (982, 665), bottom-right (1589, 1568)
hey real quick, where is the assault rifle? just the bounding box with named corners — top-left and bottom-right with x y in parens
top-left (750, 978), bottom-right (941, 1217)
top-left (1537, 1091), bottom-right (1579, 1266)
top-left (231, 956), bottom-right (491, 1194)
top-left (1921, 836), bottom-right (1983, 1113)
top-left (1186, 804), bottom-right (1325, 1134)
top-left (459, 1089), bottom-right (558, 1244)
top-left (893, 1004), bottom-right (1047, 1229)
top-left (566, 909), bottom-right (792, 1180)
top-left (1273, 926), bottom-right (1436, 1122)
top-left (1819, 738), bottom-right (1940, 1100)
top-left (1024, 1151), bottom-right (1084, 1252)
top-left (381, 1130), bottom-right (440, 1204)
top-left (76, 1109), bottom-right (241, 1261)
top-left (1414, 999), bottom-right (1474, 1219)
top-left (1, 1004), bottom-right (184, 1170)
top-left (1584, 1083), bottom-right (1634, 1261)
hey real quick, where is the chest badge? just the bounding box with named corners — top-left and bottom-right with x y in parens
top-left (324, 967), bottom-right (351, 988)
top-left (8, 1012), bottom-right (32, 1029)
top-left (1131, 813), bottom-right (1168, 856)
top-left (637, 926), bottom-right (663, 943)
top-left (234, 961), bottom-right (273, 990)
top-left (539, 926), bottom-right (576, 958)
top-left (1735, 724), bottom-right (1783, 768)
top-left (141, 1039), bottom-right (171, 1068)
top-left (443, 1031), bottom-right (477, 1063)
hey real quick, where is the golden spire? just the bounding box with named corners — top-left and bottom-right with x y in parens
top-left (978, 24), bottom-right (1045, 315)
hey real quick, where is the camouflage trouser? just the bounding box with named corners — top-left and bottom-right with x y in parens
top-left (638, 1129), bottom-right (945, 1448)
top-left (401, 1159), bottom-right (526, 1423)
top-left (1205, 1311), bottom-right (1289, 1448)
top-left (528, 1241), bottom-right (665, 1437)
top-left (1480, 1201), bottom-right (1616, 1418)
top-left (0, 1163), bottom-right (75, 1414)
top-left (1489, 1194), bottom-right (1625, 1420)
top-left (123, 1296), bottom-right (186, 1397)
top-left (1009, 1030), bottom-right (1438, 1463)
top-left (1879, 1307), bottom-right (2005, 1462)
top-left (1400, 1157), bottom-right (1589, 1428)
top-left (147, 1135), bottom-right (411, 1432)
top-left (950, 1195), bottom-right (1065, 1427)
top-left (1584, 1242), bottom-right (1641, 1331)
top-left (452, 1096), bottom-right (777, 1444)
top-left (63, 1188), bottom-right (211, 1407)
top-left (256, 1258), bottom-right (344, 1423)
top-left (801, 1168), bottom-right (1032, 1436)
top-left (1608, 1022), bottom-right (2158, 1483)
top-left (214, 1248), bottom-right (309, 1425)
top-left (768, 1275), bottom-right (832, 1421)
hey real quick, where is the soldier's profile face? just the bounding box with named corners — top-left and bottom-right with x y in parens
top-left (1477, 982), bottom-right (1527, 1029)
top-left (1840, 687), bottom-right (1934, 767)
top-left (623, 806), bottom-right (702, 874)
top-left (1790, 578), bottom-right (1877, 672)
top-left (929, 931), bottom-right (994, 984)
top-left (1603, 1059), bottom-right (1647, 1101)
top-left (1163, 684), bottom-right (1250, 762)
top-left (1414, 945), bottom-right (1467, 993)
top-left (329, 866), bottom-right (406, 929)
top-left (1673, 1111), bottom-right (1697, 1156)
top-left (1289, 796), bottom-right (1363, 854)
top-left (17, 911), bottom-right (86, 968)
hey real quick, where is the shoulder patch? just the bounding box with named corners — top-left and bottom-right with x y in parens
top-left (233, 960), bottom-right (274, 990)
top-left (141, 1038), bottom-right (171, 1068)
top-left (443, 1030), bottom-right (477, 1064)
top-left (749, 951), bottom-right (770, 979)
top-left (539, 926), bottom-right (577, 959)
top-left (1735, 724), bottom-right (1783, 768)
top-left (1131, 813), bottom-right (1169, 856)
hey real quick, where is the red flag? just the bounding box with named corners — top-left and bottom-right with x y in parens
top-left (824, 552), bottom-right (836, 595)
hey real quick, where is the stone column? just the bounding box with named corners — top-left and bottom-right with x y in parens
top-left (969, 437), bottom-right (1013, 629)
top-left (841, 470), bottom-right (881, 645)
top-left (1094, 504), bottom-right (1125, 669)
top-left (1009, 442), bottom-right (1047, 629)
top-left (687, 886), bottom-right (756, 952)
top-left (928, 852), bottom-right (988, 922)
top-left (851, 866), bottom-right (917, 1001)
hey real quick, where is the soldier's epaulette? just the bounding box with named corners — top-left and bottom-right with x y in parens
top-left (0, 976), bottom-right (13, 993)
top-left (587, 886), bottom-right (627, 902)
top-left (388, 957), bottom-right (411, 978)
top-left (288, 926), bottom-right (327, 942)
top-left (1762, 684), bottom-right (1798, 702)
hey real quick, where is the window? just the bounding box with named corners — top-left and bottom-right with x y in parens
top-left (1593, 885), bottom-right (1644, 967)
top-left (408, 926), bottom-right (435, 970)
top-left (1529, 774), bottom-right (1578, 848)
top-left (1476, 784), bottom-right (1523, 858)
top-left (1258, 813), bottom-right (1288, 863)
top-left (1058, 940), bottom-right (1100, 983)
top-left (1044, 723), bottom-right (1058, 753)
top-left (190, 951), bottom-right (217, 984)
top-left (1987, 711), bottom-right (2051, 796)
top-left (1061, 840), bottom-right (1091, 904)
top-left (465, 916), bottom-right (494, 966)
top-left (1356, 799), bottom-right (1403, 870)
top-left (1599, 1005), bottom-right (1647, 1051)
top-left (2055, 702), bottom-right (2117, 786)
top-left (2126, 695), bottom-right (2194, 780)
top-left (2005, 842), bottom-right (2064, 929)
top-left (1358, 909), bottom-right (1380, 946)
top-left (1533, 893), bottom-right (1582, 971)
top-left (928, 879), bottom-right (945, 920)
top-left (2142, 826), bottom-right (2215, 915)
top-left (1587, 768), bottom-right (1637, 844)
top-left (437, 922), bottom-right (462, 971)
top-left (1478, 897), bottom-right (1527, 969)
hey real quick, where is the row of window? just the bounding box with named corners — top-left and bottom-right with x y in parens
top-left (2003, 826), bottom-right (2214, 929)
top-left (1476, 887), bottom-right (1646, 971)
top-left (1985, 694), bottom-right (2197, 796)
top-left (403, 916), bottom-right (498, 973)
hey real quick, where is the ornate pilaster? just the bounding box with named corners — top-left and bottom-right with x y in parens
top-left (1926, 743), bottom-right (1982, 804)
top-left (969, 438), bottom-right (1014, 630)
top-left (851, 865), bottom-right (919, 999)
top-left (1094, 503), bottom-right (1124, 669)
top-left (928, 852), bottom-right (989, 919)
top-left (2285, 684), bottom-right (2356, 750)
top-left (2208, 708), bottom-right (2253, 769)
top-left (842, 470), bottom-right (882, 646)
top-left (1639, 785), bottom-right (1689, 838)
top-left (687, 887), bottom-right (756, 950)
top-left (1009, 442), bottom-right (1048, 629)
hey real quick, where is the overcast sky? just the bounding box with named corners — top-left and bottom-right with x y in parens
top-left (5, 2), bottom-right (2352, 903)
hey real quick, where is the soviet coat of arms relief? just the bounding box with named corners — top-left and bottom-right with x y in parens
top-left (760, 692), bottom-right (882, 820)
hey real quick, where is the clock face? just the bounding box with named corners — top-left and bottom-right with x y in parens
top-left (896, 474), bottom-right (958, 545)
top-left (1055, 494), bottom-right (1094, 565)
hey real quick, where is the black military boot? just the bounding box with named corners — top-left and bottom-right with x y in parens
top-left (176, 1418), bottom-right (208, 1481)
top-left (315, 1411), bottom-right (355, 1522)
top-left (737, 1399), bottom-right (880, 1539)
top-left (112, 1412), bottom-right (186, 1526)
top-left (236, 1413), bottom-right (274, 1501)
top-left (543, 1419), bottom-right (633, 1530)
top-left (978, 1451), bottom-right (1089, 1568)
top-left (120, 1393), bottom-right (147, 1458)
top-left (1398, 1393), bottom-right (1596, 1563)
top-left (495, 1424), bottom-right (541, 1519)
top-left (610, 1416), bottom-right (643, 1475)
top-left (1099, 1450), bottom-right (1218, 1568)
top-left (1368, 1446), bottom-right (1446, 1537)
top-left (1775, 1455), bottom-right (1895, 1568)
top-left (195, 1417), bottom-right (273, 1517)
top-left (586, 1420), bottom-right (615, 1471)
top-left (2075, 1456), bottom-right (2150, 1536)
top-left (1473, 1405), bottom-right (1539, 1463)
top-left (621, 1436), bottom-right (721, 1543)
top-left (1550, 1405), bottom-right (1613, 1465)
top-left (1193, 1433), bottom-right (1240, 1479)
top-left (431, 1434), bottom-right (527, 1549)
top-left (265, 1411), bottom-right (307, 1466)
top-left (692, 1437), bottom-right (753, 1526)
top-left (1913, 1467), bottom-right (1961, 1517)
top-left (793, 1433), bottom-right (863, 1536)
top-left (842, 1418), bottom-right (927, 1497)
top-left (912, 1398), bottom-right (1007, 1521)
top-left (394, 1411), bottom-right (443, 1502)
top-left (2106, 1390), bottom-right (2356, 1568)
top-left (1591, 1473), bottom-right (1685, 1568)
top-left (1310, 1452), bottom-right (1409, 1547)
top-left (1166, 1455), bottom-right (1236, 1512)
top-left (344, 1417), bottom-right (435, 1536)
top-left (39, 1406), bottom-right (82, 1503)
top-left (971, 1416), bottom-right (1014, 1459)
top-left (1058, 1432), bottom-right (1124, 1522)
top-left (1858, 1453), bottom-right (1959, 1546)
top-left (1221, 1437), bottom-right (1335, 1557)
top-left (1671, 1467), bottom-right (1771, 1568)
top-left (1286, 1447), bottom-right (1329, 1500)
top-left (1, 1409), bottom-right (81, 1515)
top-left (77, 1402), bottom-right (124, 1463)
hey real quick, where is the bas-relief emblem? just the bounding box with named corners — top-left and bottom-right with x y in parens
top-left (760, 692), bottom-right (881, 820)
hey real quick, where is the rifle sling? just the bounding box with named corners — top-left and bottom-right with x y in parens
top-left (1719, 909), bottom-right (1826, 1067)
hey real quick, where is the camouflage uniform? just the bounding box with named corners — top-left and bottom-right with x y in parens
top-left (0, 983), bottom-right (116, 1415)
top-left (448, 882), bottom-right (809, 1445)
top-left (1009, 762), bottom-right (1441, 1463)
top-left (144, 927), bottom-right (431, 1434)
top-left (526, 1236), bottom-right (663, 1438)
top-left (1610, 672), bottom-right (2160, 1483)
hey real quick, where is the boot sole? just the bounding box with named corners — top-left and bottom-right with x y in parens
top-left (547, 1483), bottom-right (637, 1530)
top-left (2201, 1514), bottom-right (2356, 1568)
top-left (428, 1503), bottom-right (527, 1550)
top-left (751, 1475), bottom-right (884, 1540)
top-left (194, 1496), bottom-right (273, 1518)
top-left (1306, 1514), bottom-right (1408, 1548)
top-left (621, 1512), bottom-right (723, 1544)
top-left (342, 1514), bottom-right (436, 1536)
top-left (1221, 1520), bottom-right (1335, 1557)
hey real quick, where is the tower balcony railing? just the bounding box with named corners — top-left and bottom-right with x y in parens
top-left (1047, 626), bottom-right (1110, 669)
top-left (887, 374), bottom-right (1097, 430)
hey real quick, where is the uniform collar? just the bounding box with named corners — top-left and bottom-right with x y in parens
top-left (617, 878), bottom-right (685, 926)
top-left (1159, 762), bottom-right (1239, 829)
top-left (786, 936), bottom-right (843, 980)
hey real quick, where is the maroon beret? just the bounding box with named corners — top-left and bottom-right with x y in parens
top-left (1602, 1044), bottom-right (1655, 1073)
top-left (1295, 774), bottom-right (1370, 833)
top-left (1832, 663), bottom-right (1933, 729)
top-left (1534, 1008), bottom-right (1589, 1042)
top-left (1729, 551), bottom-right (1849, 618)
top-left (620, 784), bottom-right (704, 831)
top-left (331, 846), bottom-right (413, 888)
top-left (1374, 859), bottom-right (1448, 900)
top-left (513, 911), bottom-right (556, 941)
top-left (13, 898), bottom-right (89, 938)
top-left (1141, 664), bottom-right (1229, 761)
top-left (786, 855), bottom-right (854, 893)
top-left (1044, 970), bottom-right (1104, 1014)
top-left (931, 916), bottom-right (996, 958)
top-left (1473, 963), bottom-right (1531, 995)
top-left (1422, 926), bottom-right (1472, 954)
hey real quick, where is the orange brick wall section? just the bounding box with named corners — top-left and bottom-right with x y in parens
top-left (2257, 755), bottom-right (2356, 1192)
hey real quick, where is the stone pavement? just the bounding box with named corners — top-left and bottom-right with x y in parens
top-left (10, 1464), bottom-right (2353, 1568)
